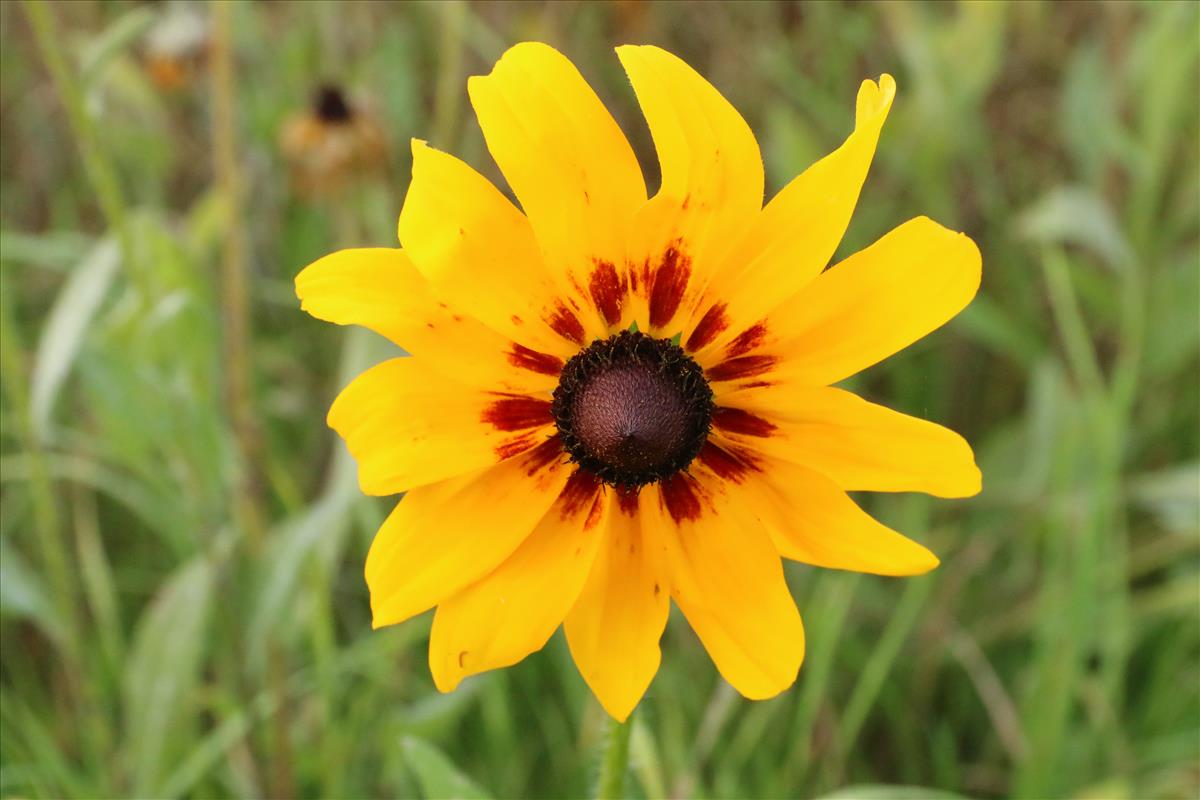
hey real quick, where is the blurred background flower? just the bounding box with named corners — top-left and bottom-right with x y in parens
top-left (280, 85), bottom-right (389, 199)
top-left (0, 2), bottom-right (1196, 799)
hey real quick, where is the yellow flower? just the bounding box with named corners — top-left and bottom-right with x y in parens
top-left (295, 43), bottom-right (981, 721)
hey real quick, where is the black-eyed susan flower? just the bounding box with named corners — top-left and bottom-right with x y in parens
top-left (280, 85), bottom-right (388, 198)
top-left (296, 43), bottom-right (981, 721)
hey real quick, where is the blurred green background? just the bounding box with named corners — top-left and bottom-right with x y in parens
top-left (1, 1), bottom-right (1197, 798)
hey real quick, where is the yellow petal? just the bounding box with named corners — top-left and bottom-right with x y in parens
top-left (467, 42), bottom-right (646, 333)
top-left (367, 437), bottom-right (572, 628)
top-left (644, 471), bottom-right (805, 700)
top-left (685, 75), bottom-right (896, 354)
top-left (699, 438), bottom-right (939, 575)
top-left (713, 386), bottom-right (982, 498)
top-left (328, 357), bottom-right (555, 495)
top-left (564, 490), bottom-right (669, 721)
top-left (429, 471), bottom-right (608, 692)
top-left (616, 45), bottom-right (764, 334)
top-left (399, 140), bottom-right (595, 354)
top-left (701, 217), bottom-right (981, 388)
top-left (295, 248), bottom-right (558, 394)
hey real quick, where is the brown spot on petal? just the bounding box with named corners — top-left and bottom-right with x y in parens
top-left (649, 243), bottom-right (692, 329)
top-left (458, 651), bottom-right (468, 667)
top-left (712, 406), bottom-right (776, 438)
top-left (481, 396), bottom-right (552, 432)
top-left (653, 582), bottom-right (661, 596)
top-left (686, 303), bottom-right (729, 351)
top-left (508, 343), bottom-right (563, 376)
top-left (589, 260), bottom-right (626, 327)
top-left (698, 441), bottom-right (758, 483)
top-left (659, 474), bottom-right (702, 524)
top-left (706, 354), bottom-right (776, 383)
top-left (547, 302), bottom-right (586, 345)
top-left (725, 322), bottom-right (768, 358)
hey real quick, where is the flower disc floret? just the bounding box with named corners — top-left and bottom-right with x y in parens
top-left (552, 330), bottom-right (713, 489)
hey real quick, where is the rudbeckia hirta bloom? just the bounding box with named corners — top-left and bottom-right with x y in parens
top-left (296, 43), bottom-right (981, 721)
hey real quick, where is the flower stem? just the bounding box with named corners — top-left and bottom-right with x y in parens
top-left (596, 714), bottom-right (634, 800)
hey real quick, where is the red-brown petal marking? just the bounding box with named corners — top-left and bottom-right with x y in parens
top-left (725, 322), bottom-right (769, 358)
top-left (697, 441), bottom-right (758, 483)
top-left (481, 396), bottom-right (553, 432)
top-left (648, 243), bottom-right (692, 329)
top-left (584, 493), bottom-right (605, 529)
top-left (547, 302), bottom-right (586, 345)
top-left (494, 433), bottom-right (539, 461)
top-left (508, 343), bottom-right (564, 376)
top-left (589, 260), bottom-right (626, 327)
top-left (685, 303), bottom-right (729, 352)
top-left (559, 469), bottom-right (603, 520)
top-left (617, 489), bottom-right (640, 516)
top-left (712, 406), bottom-right (777, 438)
top-left (659, 473), bottom-right (703, 524)
top-left (524, 436), bottom-right (565, 476)
top-left (705, 354), bottom-right (776, 383)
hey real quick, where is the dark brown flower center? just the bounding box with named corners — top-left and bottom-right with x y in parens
top-left (552, 330), bottom-right (713, 488)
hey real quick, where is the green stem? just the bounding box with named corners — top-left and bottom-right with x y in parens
top-left (596, 713), bottom-right (633, 800)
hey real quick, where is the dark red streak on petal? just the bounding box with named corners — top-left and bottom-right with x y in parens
top-left (507, 343), bottom-right (564, 376)
top-left (697, 441), bottom-right (758, 483)
top-left (685, 303), bottom-right (729, 351)
top-left (523, 436), bottom-right (564, 476)
top-left (589, 260), bottom-right (626, 326)
top-left (584, 493), bottom-right (605, 530)
top-left (559, 469), bottom-right (602, 520)
top-left (725, 322), bottom-right (768, 358)
top-left (494, 433), bottom-right (538, 460)
top-left (648, 244), bottom-right (691, 329)
top-left (659, 474), bottom-right (702, 524)
top-left (480, 396), bottom-right (553, 432)
top-left (712, 406), bottom-right (776, 438)
top-left (547, 302), bottom-right (586, 345)
top-left (706, 354), bottom-right (776, 383)
top-left (617, 489), bottom-right (640, 516)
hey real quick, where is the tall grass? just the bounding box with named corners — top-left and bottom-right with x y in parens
top-left (1, 2), bottom-right (1197, 798)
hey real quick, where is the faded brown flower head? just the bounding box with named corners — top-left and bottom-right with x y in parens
top-left (279, 85), bottom-right (388, 199)
top-left (142, 2), bottom-right (210, 92)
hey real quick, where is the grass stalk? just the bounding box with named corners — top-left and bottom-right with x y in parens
top-left (22, 0), bottom-right (137, 286)
top-left (209, 4), bottom-right (292, 798)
